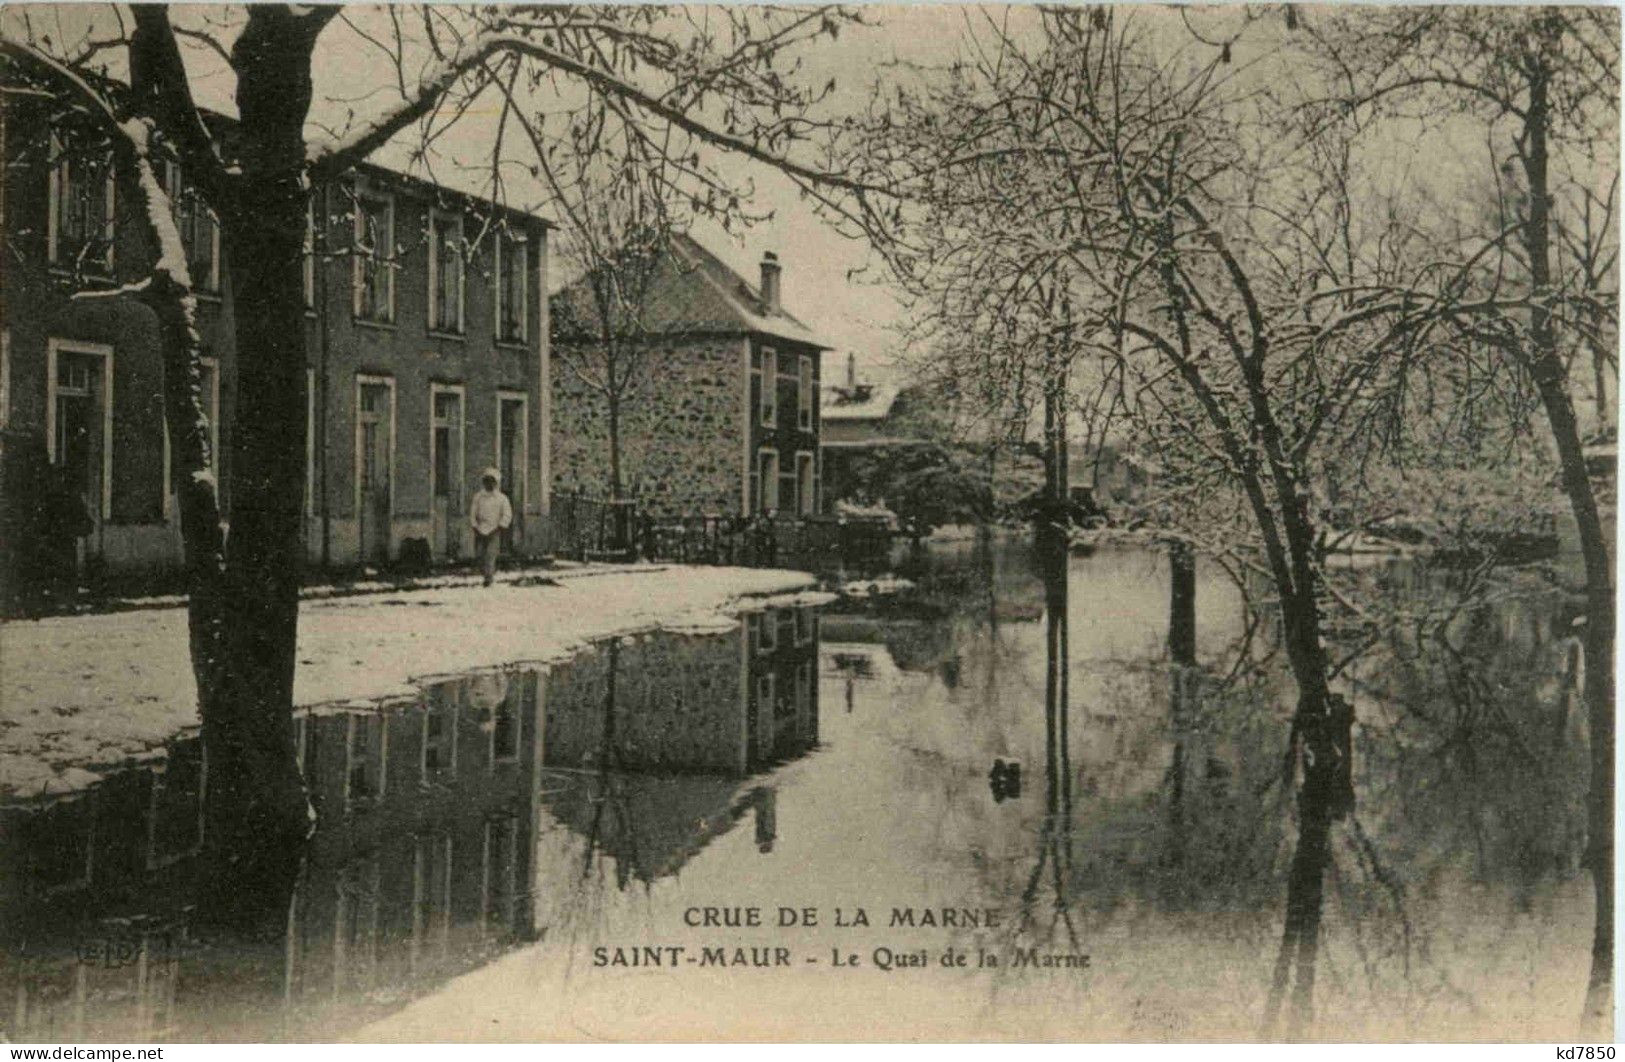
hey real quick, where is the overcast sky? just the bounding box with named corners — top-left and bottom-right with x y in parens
top-left (9, 4), bottom-right (1609, 387)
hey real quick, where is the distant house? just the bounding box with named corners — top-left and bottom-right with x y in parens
top-left (548, 233), bottom-right (830, 517)
top-left (818, 352), bottom-right (925, 506)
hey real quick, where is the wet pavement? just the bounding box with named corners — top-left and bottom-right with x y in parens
top-left (0, 536), bottom-right (1598, 1040)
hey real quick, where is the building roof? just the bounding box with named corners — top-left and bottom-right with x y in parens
top-left (550, 231), bottom-right (830, 349)
top-left (820, 382), bottom-right (900, 421)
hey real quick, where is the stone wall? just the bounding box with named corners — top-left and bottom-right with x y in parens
top-left (549, 335), bottom-right (745, 516)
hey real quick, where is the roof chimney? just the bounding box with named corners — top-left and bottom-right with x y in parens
top-left (760, 251), bottom-right (782, 315)
top-left (847, 352), bottom-right (857, 389)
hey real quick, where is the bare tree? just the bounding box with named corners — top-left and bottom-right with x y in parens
top-left (1, 3), bottom-right (872, 910)
top-left (1295, 5), bottom-right (1620, 1025)
top-left (826, 5), bottom-right (1581, 1031)
top-left (542, 136), bottom-right (686, 506)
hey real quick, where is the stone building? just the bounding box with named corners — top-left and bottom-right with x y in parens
top-left (0, 96), bottom-right (552, 576)
top-left (548, 233), bottom-right (829, 518)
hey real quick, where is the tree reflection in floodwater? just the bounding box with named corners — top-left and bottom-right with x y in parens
top-left (907, 534), bottom-right (1592, 1039)
top-left (0, 538), bottom-right (1597, 1041)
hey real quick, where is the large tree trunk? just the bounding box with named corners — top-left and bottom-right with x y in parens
top-left (1535, 361), bottom-right (1615, 1030)
top-left (179, 12), bottom-right (322, 923)
top-left (1523, 57), bottom-right (1614, 1029)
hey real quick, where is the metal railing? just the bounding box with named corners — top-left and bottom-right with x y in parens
top-left (541, 491), bottom-right (895, 569)
top-left (543, 490), bottom-right (639, 562)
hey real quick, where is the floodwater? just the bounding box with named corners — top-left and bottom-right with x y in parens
top-left (0, 536), bottom-right (1599, 1041)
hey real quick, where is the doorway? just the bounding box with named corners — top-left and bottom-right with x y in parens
top-left (429, 385), bottom-right (464, 559)
top-left (47, 340), bottom-right (112, 562)
top-left (496, 393), bottom-right (525, 551)
top-left (355, 377), bottom-right (394, 563)
top-left (796, 451), bottom-right (814, 516)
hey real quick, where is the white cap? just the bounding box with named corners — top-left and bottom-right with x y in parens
top-left (482, 466), bottom-right (501, 483)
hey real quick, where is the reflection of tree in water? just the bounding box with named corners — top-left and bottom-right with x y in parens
top-left (1006, 536), bottom-right (1284, 937)
top-left (1017, 528), bottom-right (1078, 948)
top-left (977, 534), bottom-right (1585, 1036)
top-left (1261, 562), bottom-right (1590, 1035)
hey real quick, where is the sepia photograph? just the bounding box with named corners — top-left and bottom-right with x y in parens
top-left (0, 0), bottom-right (1618, 1044)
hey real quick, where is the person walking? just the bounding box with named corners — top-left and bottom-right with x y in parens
top-left (469, 467), bottom-right (513, 587)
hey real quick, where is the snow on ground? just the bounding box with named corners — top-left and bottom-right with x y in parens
top-left (0, 565), bottom-right (817, 801)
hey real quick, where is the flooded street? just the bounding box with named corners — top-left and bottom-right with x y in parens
top-left (0, 537), bottom-right (1597, 1041)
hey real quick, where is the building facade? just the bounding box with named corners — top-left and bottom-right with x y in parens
top-left (549, 234), bottom-right (827, 518)
top-left (0, 97), bottom-right (553, 576)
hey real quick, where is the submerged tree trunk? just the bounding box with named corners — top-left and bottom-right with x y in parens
top-left (1522, 58), bottom-right (1614, 1028)
top-left (1168, 541), bottom-right (1196, 667)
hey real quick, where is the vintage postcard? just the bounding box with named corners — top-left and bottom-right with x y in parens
top-left (0, 1), bottom-right (1617, 1044)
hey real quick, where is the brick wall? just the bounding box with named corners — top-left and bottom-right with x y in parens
top-left (549, 334), bottom-right (746, 516)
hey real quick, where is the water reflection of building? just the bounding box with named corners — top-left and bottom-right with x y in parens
top-left (0, 607), bottom-right (820, 1041)
top-left (538, 607), bottom-right (819, 885)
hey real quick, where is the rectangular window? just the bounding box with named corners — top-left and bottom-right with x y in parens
top-left (759, 608), bottom-right (778, 654)
top-left (482, 816), bottom-right (519, 933)
top-left (796, 451), bottom-right (815, 516)
top-left (495, 231), bottom-right (528, 343)
top-left (48, 135), bottom-right (114, 274)
top-left (333, 859), bottom-right (380, 992)
top-left (352, 190), bottom-right (395, 324)
top-left (162, 161), bottom-right (219, 292)
top-left (411, 834), bottom-right (453, 964)
top-left (756, 673), bottom-right (776, 758)
top-left (757, 448), bottom-right (779, 512)
top-left (798, 355), bottom-right (813, 430)
top-left (428, 211), bottom-right (464, 334)
top-left (759, 348), bottom-right (777, 426)
top-left (343, 713), bottom-right (387, 808)
top-left (421, 693), bottom-right (458, 783)
top-left (779, 464), bottom-right (796, 517)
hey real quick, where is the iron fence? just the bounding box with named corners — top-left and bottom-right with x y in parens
top-left (542, 491), bottom-right (895, 568)
top-left (543, 491), bottom-right (639, 562)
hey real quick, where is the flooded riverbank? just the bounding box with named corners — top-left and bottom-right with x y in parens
top-left (0, 536), bottom-right (1599, 1040)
